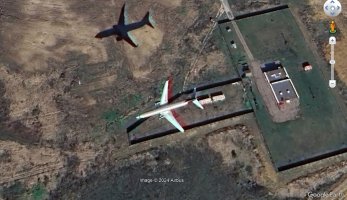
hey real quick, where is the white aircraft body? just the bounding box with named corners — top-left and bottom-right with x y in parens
top-left (136, 80), bottom-right (203, 133)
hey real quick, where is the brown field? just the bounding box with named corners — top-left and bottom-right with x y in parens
top-left (1, 0), bottom-right (347, 199)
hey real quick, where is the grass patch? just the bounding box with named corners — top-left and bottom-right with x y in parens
top-left (212, 26), bottom-right (244, 78)
top-left (30, 183), bottom-right (47, 200)
top-left (102, 109), bottom-right (124, 132)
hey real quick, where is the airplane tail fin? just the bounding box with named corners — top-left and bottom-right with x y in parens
top-left (192, 87), bottom-right (204, 110)
top-left (143, 10), bottom-right (156, 28)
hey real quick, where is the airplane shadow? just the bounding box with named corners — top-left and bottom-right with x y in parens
top-left (95, 28), bottom-right (116, 39)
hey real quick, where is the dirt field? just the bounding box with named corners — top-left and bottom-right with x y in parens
top-left (1, 0), bottom-right (347, 199)
top-left (0, 0), bottom-right (234, 198)
top-left (46, 124), bottom-right (276, 200)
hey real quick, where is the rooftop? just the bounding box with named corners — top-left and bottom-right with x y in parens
top-left (260, 60), bottom-right (282, 72)
top-left (270, 79), bottom-right (298, 103)
top-left (265, 67), bottom-right (288, 83)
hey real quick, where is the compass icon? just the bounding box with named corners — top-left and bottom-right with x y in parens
top-left (324, 0), bottom-right (342, 17)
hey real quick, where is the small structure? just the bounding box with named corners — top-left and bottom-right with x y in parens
top-left (264, 67), bottom-right (287, 83)
top-left (261, 61), bottom-right (299, 108)
top-left (241, 63), bottom-right (252, 77)
top-left (302, 62), bottom-right (312, 71)
top-left (197, 92), bottom-right (226, 105)
top-left (260, 60), bottom-right (282, 72)
top-left (270, 79), bottom-right (299, 104)
top-left (211, 91), bottom-right (226, 102)
top-left (230, 40), bottom-right (237, 48)
top-left (198, 94), bottom-right (213, 105)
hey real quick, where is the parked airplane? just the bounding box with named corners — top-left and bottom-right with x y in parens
top-left (136, 80), bottom-right (204, 133)
top-left (95, 3), bottom-right (155, 47)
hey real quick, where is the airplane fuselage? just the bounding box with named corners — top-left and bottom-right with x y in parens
top-left (96, 21), bottom-right (147, 39)
top-left (136, 100), bottom-right (190, 119)
top-left (113, 20), bottom-right (147, 38)
top-left (117, 20), bottom-right (147, 32)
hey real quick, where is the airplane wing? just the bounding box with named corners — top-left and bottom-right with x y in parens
top-left (118, 4), bottom-right (129, 25)
top-left (162, 111), bottom-right (184, 133)
top-left (160, 80), bottom-right (169, 105)
top-left (123, 32), bottom-right (139, 47)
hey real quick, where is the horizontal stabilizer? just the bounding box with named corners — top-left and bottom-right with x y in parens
top-left (125, 32), bottom-right (139, 47)
top-left (143, 11), bottom-right (156, 28)
top-left (192, 99), bottom-right (204, 110)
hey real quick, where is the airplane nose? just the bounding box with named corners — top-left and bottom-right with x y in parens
top-left (95, 33), bottom-right (102, 39)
